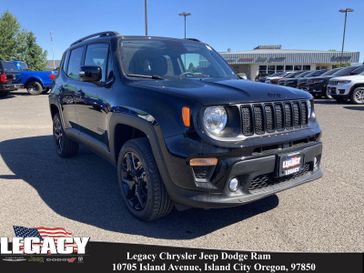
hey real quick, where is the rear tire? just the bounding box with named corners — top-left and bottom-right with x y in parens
top-left (52, 113), bottom-right (79, 157)
top-left (117, 138), bottom-right (173, 221)
top-left (350, 87), bottom-right (364, 104)
top-left (26, 81), bottom-right (43, 95)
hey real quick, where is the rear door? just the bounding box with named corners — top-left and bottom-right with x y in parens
top-left (59, 46), bottom-right (85, 130)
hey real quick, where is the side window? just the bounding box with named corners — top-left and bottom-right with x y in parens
top-left (106, 51), bottom-right (113, 80)
top-left (84, 43), bottom-right (109, 82)
top-left (62, 51), bottom-right (69, 73)
top-left (67, 47), bottom-right (84, 80)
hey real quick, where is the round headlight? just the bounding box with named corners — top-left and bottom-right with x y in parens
top-left (203, 106), bottom-right (227, 135)
top-left (307, 100), bottom-right (312, 119)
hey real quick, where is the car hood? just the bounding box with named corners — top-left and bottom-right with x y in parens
top-left (307, 76), bottom-right (332, 81)
top-left (330, 75), bottom-right (364, 81)
top-left (129, 79), bottom-right (311, 105)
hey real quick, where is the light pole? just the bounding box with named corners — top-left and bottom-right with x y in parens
top-left (339, 8), bottom-right (353, 64)
top-left (178, 12), bottom-right (191, 38)
top-left (49, 32), bottom-right (55, 69)
top-left (144, 0), bottom-right (148, 36)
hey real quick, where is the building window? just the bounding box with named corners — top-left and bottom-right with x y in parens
top-left (276, 65), bottom-right (284, 72)
top-left (268, 65), bottom-right (275, 74)
top-left (303, 65), bottom-right (311, 70)
top-left (294, 65), bottom-right (302, 71)
top-left (285, 65), bottom-right (293, 71)
top-left (259, 65), bottom-right (267, 76)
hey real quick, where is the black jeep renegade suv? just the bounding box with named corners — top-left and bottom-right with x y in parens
top-left (49, 32), bottom-right (323, 221)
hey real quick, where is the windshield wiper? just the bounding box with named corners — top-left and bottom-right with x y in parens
top-left (126, 73), bottom-right (165, 80)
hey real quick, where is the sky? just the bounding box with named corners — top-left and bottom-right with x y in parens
top-left (1, 0), bottom-right (363, 62)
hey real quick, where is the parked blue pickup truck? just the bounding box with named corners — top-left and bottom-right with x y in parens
top-left (13, 61), bottom-right (56, 95)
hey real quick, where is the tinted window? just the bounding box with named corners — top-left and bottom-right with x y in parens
top-left (332, 66), bottom-right (357, 76)
top-left (120, 40), bottom-right (235, 80)
top-left (0, 61), bottom-right (18, 72)
top-left (310, 70), bottom-right (327, 77)
top-left (106, 51), bottom-right (113, 80)
top-left (67, 47), bottom-right (84, 80)
top-left (350, 66), bottom-right (364, 75)
top-left (62, 51), bottom-right (70, 73)
top-left (85, 43), bottom-right (109, 82)
top-left (321, 68), bottom-right (341, 76)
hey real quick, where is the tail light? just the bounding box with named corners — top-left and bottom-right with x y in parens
top-left (0, 73), bottom-right (8, 84)
top-left (49, 73), bottom-right (55, 80)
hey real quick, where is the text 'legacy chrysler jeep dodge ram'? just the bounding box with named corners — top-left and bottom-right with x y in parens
top-left (49, 32), bottom-right (323, 220)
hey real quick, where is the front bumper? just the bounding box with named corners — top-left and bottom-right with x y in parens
top-left (163, 142), bottom-right (323, 209)
top-left (327, 84), bottom-right (351, 97)
top-left (306, 83), bottom-right (326, 95)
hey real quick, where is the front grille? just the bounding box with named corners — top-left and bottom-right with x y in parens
top-left (249, 163), bottom-right (311, 192)
top-left (241, 101), bottom-right (309, 136)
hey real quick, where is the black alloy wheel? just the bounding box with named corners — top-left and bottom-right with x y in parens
top-left (121, 152), bottom-right (148, 211)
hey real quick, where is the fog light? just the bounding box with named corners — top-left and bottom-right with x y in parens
top-left (228, 178), bottom-right (239, 192)
top-left (313, 157), bottom-right (319, 170)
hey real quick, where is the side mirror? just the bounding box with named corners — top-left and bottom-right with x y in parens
top-left (80, 66), bottom-right (101, 82)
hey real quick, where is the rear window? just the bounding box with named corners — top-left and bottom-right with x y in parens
top-left (0, 61), bottom-right (18, 72)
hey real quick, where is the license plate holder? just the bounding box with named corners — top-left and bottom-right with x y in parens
top-left (278, 152), bottom-right (303, 177)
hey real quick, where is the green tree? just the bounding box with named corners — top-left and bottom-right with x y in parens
top-left (0, 11), bottom-right (47, 70)
top-left (17, 31), bottom-right (48, 70)
top-left (0, 11), bottom-right (20, 60)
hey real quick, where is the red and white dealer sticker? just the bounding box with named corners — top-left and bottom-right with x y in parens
top-left (280, 153), bottom-right (303, 176)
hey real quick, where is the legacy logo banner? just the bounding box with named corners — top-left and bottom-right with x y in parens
top-left (0, 226), bottom-right (89, 255)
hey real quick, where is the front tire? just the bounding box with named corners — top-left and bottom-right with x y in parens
top-left (350, 87), bottom-right (364, 104)
top-left (52, 113), bottom-right (79, 157)
top-left (117, 138), bottom-right (173, 221)
top-left (0, 91), bottom-right (10, 98)
top-left (334, 98), bottom-right (347, 103)
top-left (26, 81), bottom-right (43, 95)
top-left (324, 88), bottom-right (332, 99)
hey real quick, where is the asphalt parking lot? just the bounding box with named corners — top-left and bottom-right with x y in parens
top-left (0, 89), bottom-right (363, 252)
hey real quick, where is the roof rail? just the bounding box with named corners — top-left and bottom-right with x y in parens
top-left (71, 31), bottom-right (120, 46)
top-left (186, 38), bottom-right (201, 42)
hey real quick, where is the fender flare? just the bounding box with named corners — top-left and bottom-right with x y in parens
top-left (109, 112), bottom-right (176, 195)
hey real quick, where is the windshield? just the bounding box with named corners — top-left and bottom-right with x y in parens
top-left (297, 71), bottom-right (311, 78)
top-left (350, 66), bottom-right (364, 75)
top-left (321, 68), bottom-right (341, 76)
top-left (0, 61), bottom-right (18, 73)
top-left (332, 66), bottom-right (358, 76)
top-left (120, 39), bottom-right (236, 80)
top-left (285, 71), bottom-right (304, 78)
top-left (308, 70), bottom-right (327, 77)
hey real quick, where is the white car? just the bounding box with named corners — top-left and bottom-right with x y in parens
top-left (327, 69), bottom-right (364, 104)
top-left (265, 72), bottom-right (292, 84)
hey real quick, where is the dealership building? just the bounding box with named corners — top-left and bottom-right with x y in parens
top-left (220, 45), bottom-right (360, 80)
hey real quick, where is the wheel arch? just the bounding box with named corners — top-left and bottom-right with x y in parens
top-left (25, 77), bottom-right (44, 88)
top-left (349, 83), bottom-right (364, 94)
top-left (109, 113), bottom-right (175, 196)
